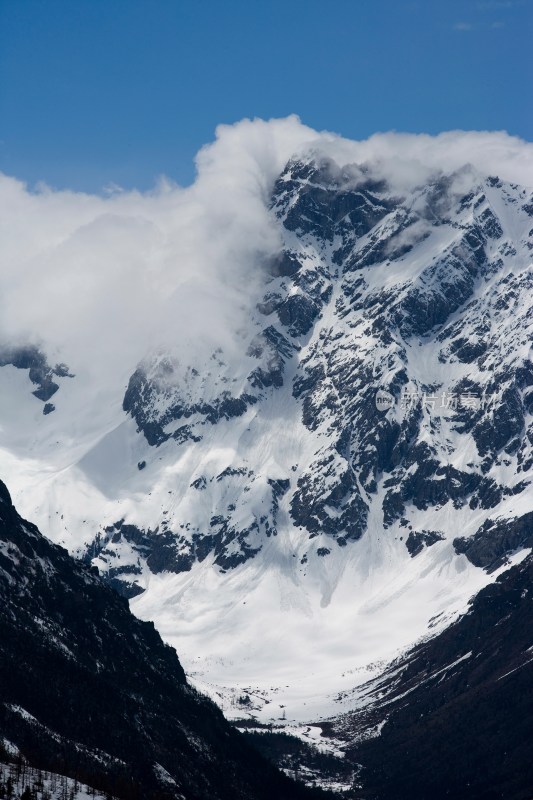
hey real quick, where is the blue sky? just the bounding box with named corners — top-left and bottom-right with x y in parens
top-left (0, 0), bottom-right (531, 192)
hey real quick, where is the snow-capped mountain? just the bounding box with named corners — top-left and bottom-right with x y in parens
top-left (1, 120), bottom-right (532, 728)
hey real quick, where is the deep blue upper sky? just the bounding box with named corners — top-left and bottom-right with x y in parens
top-left (1, 0), bottom-right (531, 192)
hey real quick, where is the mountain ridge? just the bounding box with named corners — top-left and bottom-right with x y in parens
top-left (1, 140), bottom-right (532, 726)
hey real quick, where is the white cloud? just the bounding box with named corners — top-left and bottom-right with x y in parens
top-left (1, 117), bottom-right (532, 395)
top-left (0, 116), bottom-right (317, 386)
top-left (454, 21), bottom-right (474, 29)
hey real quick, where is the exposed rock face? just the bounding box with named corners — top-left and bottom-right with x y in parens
top-left (123, 355), bottom-right (257, 447)
top-left (454, 510), bottom-right (533, 570)
top-left (0, 345), bottom-right (73, 411)
top-left (405, 529), bottom-right (444, 557)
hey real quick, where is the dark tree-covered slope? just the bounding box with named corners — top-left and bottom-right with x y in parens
top-left (0, 479), bottom-right (328, 800)
top-left (330, 552), bottom-right (533, 800)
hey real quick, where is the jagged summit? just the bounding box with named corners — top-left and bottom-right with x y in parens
top-left (101, 156), bottom-right (533, 579)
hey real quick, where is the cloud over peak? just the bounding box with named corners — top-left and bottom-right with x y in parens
top-left (0, 117), bottom-right (532, 400)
